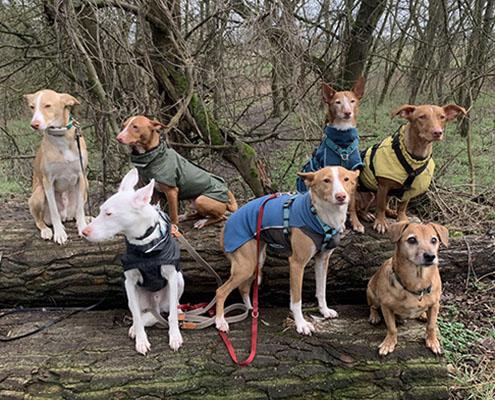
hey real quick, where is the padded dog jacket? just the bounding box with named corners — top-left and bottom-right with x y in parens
top-left (130, 142), bottom-right (230, 203)
top-left (359, 126), bottom-right (435, 202)
top-left (223, 192), bottom-right (340, 255)
top-left (122, 212), bottom-right (181, 292)
top-left (297, 125), bottom-right (363, 192)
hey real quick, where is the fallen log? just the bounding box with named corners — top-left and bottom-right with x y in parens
top-left (0, 208), bottom-right (493, 307)
top-left (0, 306), bottom-right (450, 400)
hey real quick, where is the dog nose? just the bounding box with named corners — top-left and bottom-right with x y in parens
top-left (335, 192), bottom-right (347, 203)
top-left (82, 226), bottom-right (91, 237)
top-left (31, 121), bottom-right (40, 129)
top-left (344, 111), bottom-right (352, 118)
top-left (432, 128), bottom-right (443, 138)
top-left (423, 253), bottom-right (436, 264)
top-left (116, 134), bottom-right (124, 143)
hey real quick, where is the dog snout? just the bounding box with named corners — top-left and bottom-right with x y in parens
top-left (335, 192), bottom-right (347, 203)
top-left (343, 111), bottom-right (352, 119)
top-left (82, 226), bottom-right (92, 237)
top-left (116, 134), bottom-right (125, 143)
top-left (432, 128), bottom-right (443, 139)
top-left (31, 120), bottom-right (41, 130)
top-left (423, 252), bottom-right (436, 265)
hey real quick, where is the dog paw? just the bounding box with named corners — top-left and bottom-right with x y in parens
top-left (369, 309), bottom-right (381, 325)
top-left (351, 221), bottom-right (365, 234)
top-left (40, 227), bottom-right (53, 240)
top-left (378, 335), bottom-right (397, 356)
top-left (135, 336), bottom-right (151, 355)
top-left (426, 336), bottom-right (442, 355)
top-left (169, 331), bottom-right (183, 351)
top-left (417, 312), bottom-right (428, 322)
top-left (193, 219), bottom-right (208, 229)
top-left (53, 228), bottom-right (68, 245)
top-left (373, 219), bottom-right (389, 234)
top-left (128, 325), bottom-right (136, 339)
top-left (320, 307), bottom-right (338, 319)
top-left (215, 316), bottom-right (229, 332)
top-left (178, 214), bottom-right (187, 222)
top-left (385, 208), bottom-right (398, 219)
top-left (296, 320), bottom-right (315, 336)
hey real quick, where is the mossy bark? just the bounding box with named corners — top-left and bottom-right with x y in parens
top-left (0, 212), bottom-right (492, 308)
top-left (0, 307), bottom-right (450, 399)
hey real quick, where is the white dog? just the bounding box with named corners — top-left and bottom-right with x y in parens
top-left (82, 169), bottom-right (184, 354)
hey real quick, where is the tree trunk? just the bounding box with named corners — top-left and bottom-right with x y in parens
top-left (0, 307), bottom-right (450, 399)
top-left (1, 209), bottom-right (492, 308)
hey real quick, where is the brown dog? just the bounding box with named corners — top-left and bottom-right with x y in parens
top-left (359, 104), bottom-right (467, 233)
top-left (216, 166), bottom-right (359, 335)
top-left (24, 89), bottom-right (88, 245)
top-left (367, 222), bottom-right (449, 356)
top-left (116, 115), bottom-right (237, 229)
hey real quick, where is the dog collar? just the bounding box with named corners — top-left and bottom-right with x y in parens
top-left (45, 115), bottom-right (75, 136)
top-left (391, 268), bottom-right (432, 299)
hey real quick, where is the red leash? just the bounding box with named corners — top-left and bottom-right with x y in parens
top-left (219, 194), bottom-right (278, 366)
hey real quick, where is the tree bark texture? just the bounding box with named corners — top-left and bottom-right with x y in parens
top-left (0, 207), bottom-right (492, 308)
top-left (0, 307), bottom-right (450, 399)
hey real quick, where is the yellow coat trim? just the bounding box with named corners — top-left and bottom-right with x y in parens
top-left (360, 127), bottom-right (435, 202)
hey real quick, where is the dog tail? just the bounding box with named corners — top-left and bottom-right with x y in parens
top-left (226, 191), bottom-right (238, 212)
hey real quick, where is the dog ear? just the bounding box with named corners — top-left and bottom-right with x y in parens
top-left (297, 171), bottom-right (316, 187)
top-left (133, 179), bottom-right (155, 207)
top-left (388, 222), bottom-right (409, 243)
top-left (60, 93), bottom-right (80, 107)
top-left (392, 105), bottom-right (416, 120)
top-left (150, 119), bottom-right (167, 130)
top-left (430, 223), bottom-right (449, 247)
top-left (322, 83), bottom-right (336, 104)
top-left (351, 76), bottom-right (365, 99)
top-left (23, 93), bottom-right (35, 104)
top-left (119, 168), bottom-right (139, 192)
top-left (443, 104), bottom-right (467, 121)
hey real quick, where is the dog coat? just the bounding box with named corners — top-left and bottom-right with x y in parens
top-left (121, 211), bottom-right (181, 292)
top-left (223, 192), bottom-right (340, 255)
top-left (359, 126), bottom-right (435, 201)
top-left (130, 142), bottom-right (230, 203)
top-left (297, 125), bottom-right (363, 192)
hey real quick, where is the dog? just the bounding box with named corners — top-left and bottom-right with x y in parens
top-left (116, 115), bottom-right (238, 229)
top-left (82, 169), bottom-right (184, 354)
top-left (297, 77), bottom-right (365, 233)
top-left (216, 166), bottom-right (359, 335)
top-left (358, 104), bottom-right (467, 233)
top-left (367, 222), bottom-right (448, 356)
top-left (24, 89), bottom-right (88, 245)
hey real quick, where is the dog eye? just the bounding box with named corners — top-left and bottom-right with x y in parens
top-left (45, 104), bottom-right (51, 108)
top-left (344, 177), bottom-right (349, 182)
top-left (407, 237), bottom-right (418, 245)
top-left (350, 100), bottom-right (355, 103)
top-left (105, 211), bottom-right (112, 217)
top-left (335, 100), bottom-right (341, 104)
top-left (419, 115), bottom-right (426, 119)
top-left (440, 115), bottom-right (446, 119)
top-left (30, 105), bottom-right (34, 109)
top-left (431, 237), bottom-right (438, 244)
top-left (132, 125), bottom-right (137, 129)
top-left (323, 178), bottom-right (331, 183)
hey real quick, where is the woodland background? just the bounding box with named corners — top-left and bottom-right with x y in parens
top-left (0, 1), bottom-right (494, 398)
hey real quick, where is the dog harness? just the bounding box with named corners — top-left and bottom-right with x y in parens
top-left (223, 192), bottom-right (340, 255)
top-left (121, 210), bottom-right (181, 292)
top-left (130, 142), bottom-right (230, 203)
top-left (359, 126), bottom-right (435, 201)
top-left (297, 125), bottom-right (363, 192)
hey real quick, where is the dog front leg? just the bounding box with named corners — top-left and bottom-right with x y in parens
top-left (396, 199), bottom-right (410, 223)
top-left (124, 271), bottom-right (150, 355)
top-left (161, 265), bottom-right (183, 351)
top-left (373, 185), bottom-right (389, 234)
top-left (349, 187), bottom-right (365, 233)
top-left (378, 305), bottom-right (398, 356)
top-left (425, 302), bottom-right (442, 354)
top-left (289, 259), bottom-right (315, 335)
top-left (314, 251), bottom-right (338, 319)
top-left (42, 176), bottom-right (67, 244)
top-left (164, 186), bottom-right (180, 226)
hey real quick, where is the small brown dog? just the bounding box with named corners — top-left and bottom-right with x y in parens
top-left (359, 104), bottom-right (466, 233)
top-left (116, 115), bottom-right (238, 228)
top-left (367, 222), bottom-right (449, 356)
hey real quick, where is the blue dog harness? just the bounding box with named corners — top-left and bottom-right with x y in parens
top-left (121, 210), bottom-right (181, 292)
top-left (223, 192), bottom-right (340, 255)
top-left (297, 125), bottom-right (363, 192)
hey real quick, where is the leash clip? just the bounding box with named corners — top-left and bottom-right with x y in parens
top-left (340, 152), bottom-right (349, 161)
top-left (251, 310), bottom-right (259, 319)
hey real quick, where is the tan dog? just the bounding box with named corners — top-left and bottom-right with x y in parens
top-left (322, 77), bottom-right (365, 233)
top-left (116, 116), bottom-right (237, 229)
top-left (358, 104), bottom-right (467, 233)
top-left (367, 222), bottom-right (449, 356)
top-left (24, 89), bottom-right (88, 245)
top-left (216, 166), bottom-right (359, 335)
